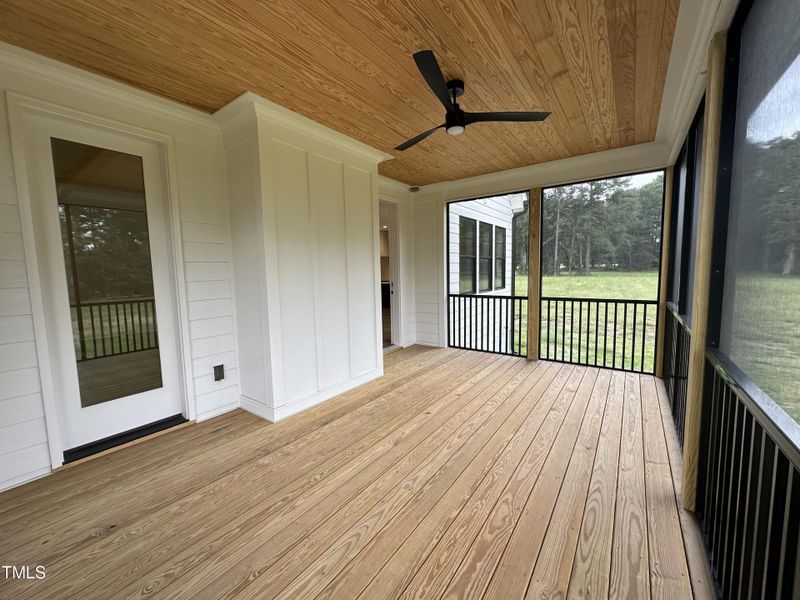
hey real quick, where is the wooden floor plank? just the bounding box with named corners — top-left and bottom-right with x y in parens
top-left (609, 372), bottom-right (650, 599)
top-left (4, 349), bottom-right (478, 570)
top-left (24, 352), bottom-right (508, 600)
top-left (0, 349), bottom-right (709, 600)
top-left (473, 367), bottom-right (599, 600)
top-left (350, 363), bottom-right (576, 600)
top-left (147, 357), bottom-right (529, 600)
top-left (655, 379), bottom-right (716, 599)
top-left (567, 370), bottom-right (626, 599)
top-left (0, 346), bottom-right (457, 525)
top-left (641, 375), bottom-right (693, 599)
top-left (252, 361), bottom-right (558, 600)
top-left (525, 368), bottom-right (612, 599)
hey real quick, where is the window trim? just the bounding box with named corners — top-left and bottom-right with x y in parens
top-left (458, 216), bottom-right (476, 294)
top-left (494, 226), bottom-right (506, 290)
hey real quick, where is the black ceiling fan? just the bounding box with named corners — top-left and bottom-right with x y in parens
top-left (395, 50), bottom-right (551, 151)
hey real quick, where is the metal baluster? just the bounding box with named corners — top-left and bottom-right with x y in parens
top-left (578, 300), bottom-right (588, 362)
top-left (114, 304), bottom-right (121, 355)
top-left (641, 304), bottom-right (647, 373)
top-left (594, 301), bottom-right (599, 366)
top-left (631, 303), bottom-right (638, 372)
top-left (546, 299), bottom-right (551, 360)
top-left (603, 302), bottom-right (608, 367)
top-left (90, 305), bottom-right (98, 359)
top-left (612, 303), bottom-right (617, 368)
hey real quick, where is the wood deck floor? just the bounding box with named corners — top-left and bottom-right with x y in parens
top-left (0, 346), bottom-right (713, 599)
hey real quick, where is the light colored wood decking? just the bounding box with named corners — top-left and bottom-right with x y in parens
top-left (0, 346), bottom-right (713, 599)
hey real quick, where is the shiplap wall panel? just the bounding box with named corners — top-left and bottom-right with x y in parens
top-left (0, 392), bottom-right (44, 428)
top-left (0, 50), bottom-right (240, 489)
top-left (310, 154), bottom-right (351, 389)
top-left (414, 197), bottom-right (442, 346)
top-left (0, 91), bottom-right (48, 490)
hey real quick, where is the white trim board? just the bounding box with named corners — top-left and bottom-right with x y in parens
top-left (240, 367), bottom-right (383, 422)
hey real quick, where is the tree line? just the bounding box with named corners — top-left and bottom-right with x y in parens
top-left (530, 174), bottom-right (664, 276)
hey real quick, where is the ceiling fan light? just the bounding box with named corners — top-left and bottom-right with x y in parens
top-left (446, 124), bottom-right (465, 136)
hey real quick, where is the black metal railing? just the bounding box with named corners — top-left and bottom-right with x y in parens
top-left (663, 307), bottom-right (691, 446)
top-left (70, 298), bottom-right (159, 362)
top-left (697, 351), bottom-right (800, 600)
top-left (448, 294), bottom-right (528, 357)
top-left (539, 297), bottom-right (658, 374)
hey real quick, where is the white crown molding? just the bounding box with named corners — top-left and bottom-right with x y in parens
top-left (408, 141), bottom-right (669, 203)
top-left (656, 0), bottom-right (741, 164)
top-left (214, 91), bottom-right (393, 164)
top-left (0, 41), bottom-right (218, 131)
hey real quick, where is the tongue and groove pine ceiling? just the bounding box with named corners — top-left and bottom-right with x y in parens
top-left (0, 0), bottom-right (680, 185)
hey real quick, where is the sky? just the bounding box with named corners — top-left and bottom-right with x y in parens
top-left (626, 170), bottom-right (662, 188)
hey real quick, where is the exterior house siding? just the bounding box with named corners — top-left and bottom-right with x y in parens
top-left (447, 194), bottom-right (524, 296)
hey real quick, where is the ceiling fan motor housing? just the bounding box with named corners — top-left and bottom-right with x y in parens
top-left (446, 79), bottom-right (465, 98)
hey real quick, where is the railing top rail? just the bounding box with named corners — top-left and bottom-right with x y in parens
top-left (448, 294), bottom-right (529, 300)
top-left (70, 298), bottom-right (155, 307)
top-left (540, 295), bottom-right (658, 304)
top-left (707, 348), bottom-right (800, 467)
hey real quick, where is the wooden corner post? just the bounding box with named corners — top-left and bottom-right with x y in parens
top-left (527, 188), bottom-right (542, 360)
top-left (683, 32), bottom-right (727, 511)
top-left (655, 166), bottom-right (674, 378)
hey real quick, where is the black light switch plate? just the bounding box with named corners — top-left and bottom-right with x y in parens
top-left (213, 364), bottom-right (224, 381)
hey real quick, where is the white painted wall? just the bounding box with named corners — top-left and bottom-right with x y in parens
top-left (0, 45), bottom-right (239, 490)
top-left (219, 94), bottom-right (388, 422)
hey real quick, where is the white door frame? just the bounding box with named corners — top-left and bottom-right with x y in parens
top-left (6, 92), bottom-right (195, 468)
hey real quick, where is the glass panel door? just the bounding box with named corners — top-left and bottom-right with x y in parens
top-left (52, 138), bottom-right (164, 407)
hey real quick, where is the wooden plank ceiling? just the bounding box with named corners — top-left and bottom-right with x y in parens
top-left (0, 0), bottom-right (680, 185)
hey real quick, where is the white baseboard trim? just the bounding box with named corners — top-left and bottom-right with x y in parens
top-left (240, 394), bottom-right (275, 422)
top-left (271, 367), bottom-right (383, 422)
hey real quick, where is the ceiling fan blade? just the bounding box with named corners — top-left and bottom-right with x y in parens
top-left (413, 50), bottom-right (455, 113)
top-left (394, 124), bottom-right (445, 151)
top-left (465, 111), bottom-right (551, 124)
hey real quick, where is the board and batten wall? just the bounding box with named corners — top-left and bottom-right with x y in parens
top-left (219, 94), bottom-right (389, 422)
top-left (0, 44), bottom-right (240, 491)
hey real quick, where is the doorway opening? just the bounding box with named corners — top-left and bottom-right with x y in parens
top-left (379, 201), bottom-right (398, 350)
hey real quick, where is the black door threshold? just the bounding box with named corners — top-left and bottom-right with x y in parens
top-left (63, 414), bottom-right (188, 464)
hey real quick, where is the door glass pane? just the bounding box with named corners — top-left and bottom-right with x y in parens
top-left (52, 138), bottom-right (163, 407)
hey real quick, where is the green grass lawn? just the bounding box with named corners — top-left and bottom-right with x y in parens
top-left (723, 274), bottom-right (800, 423)
top-left (515, 270), bottom-right (659, 301)
top-left (508, 271), bottom-right (659, 370)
